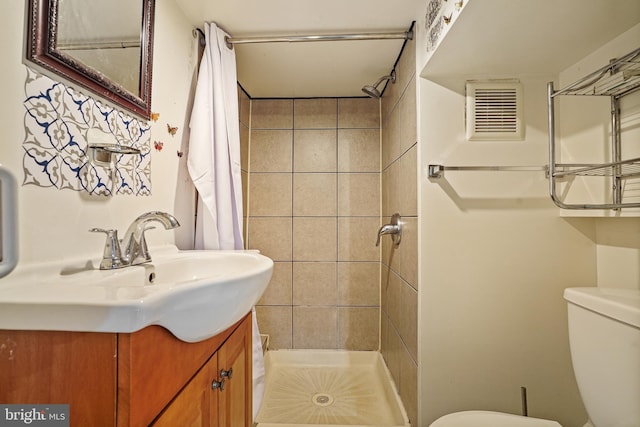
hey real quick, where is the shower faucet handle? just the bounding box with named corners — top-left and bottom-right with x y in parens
top-left (375, 213), bottom-right (402, 247)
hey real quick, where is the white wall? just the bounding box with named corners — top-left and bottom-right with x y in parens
top-left (596, 218), bottom-right (640, 289)
top-left (417, 17), bottom-right (640, 427)
top-left (418, 73), bottom-right (594, 426)
top-left (0, 0), bottom-right (197, 266)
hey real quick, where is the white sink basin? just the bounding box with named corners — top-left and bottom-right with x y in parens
top-left (0, 246), bottom-right (273, 342)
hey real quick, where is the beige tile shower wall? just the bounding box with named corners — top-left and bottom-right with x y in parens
top-left (380, 36), bottom-right (419, 427)
top-left (239, 87), bottom-right (250, 245)
top-left (249, 97), bottom-right (381, 351)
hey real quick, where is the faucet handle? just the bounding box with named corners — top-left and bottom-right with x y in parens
top-left (375, 213), bottom-right (402, 247)
top-left (89, 228), bottom-right (124, 270)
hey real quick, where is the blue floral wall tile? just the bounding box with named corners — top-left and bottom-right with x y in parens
top-left (22, 68), bottom-right (151, 196)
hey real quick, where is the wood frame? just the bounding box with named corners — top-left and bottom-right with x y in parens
top-left (25, 0), bottom-right (155, 119)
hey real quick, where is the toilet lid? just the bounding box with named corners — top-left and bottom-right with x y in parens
top-left (430, 411), bottom-right (562, 427)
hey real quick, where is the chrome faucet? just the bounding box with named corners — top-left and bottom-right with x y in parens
top-left (121, 211), bottom-right (181, 266)
top-left (91, 211), bottom-right (180, 269)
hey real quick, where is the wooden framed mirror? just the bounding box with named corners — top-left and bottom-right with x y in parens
top-left (26, 0), bottom-right (155, 119)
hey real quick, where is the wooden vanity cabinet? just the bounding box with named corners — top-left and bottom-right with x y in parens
top-left (0, 330), bottom-right (117, 426)
top-left (0, 313), bottom-right (253, 427)
top-left (148, 314), bottom-right (252, 427)
top-left (215, 315), bottom-right (251, 427)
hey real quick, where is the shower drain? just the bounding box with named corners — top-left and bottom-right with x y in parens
top-left (311, 393), bottom-right (334, 407)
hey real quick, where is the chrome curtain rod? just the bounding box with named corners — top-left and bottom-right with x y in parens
top-left (223, 30), bottom-right (413, 49)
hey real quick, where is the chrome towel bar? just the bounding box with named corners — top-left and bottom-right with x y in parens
top-left (427, 164), bottom-right (548, 179)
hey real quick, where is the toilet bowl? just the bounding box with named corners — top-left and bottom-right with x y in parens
top-left (430, 411), bottom-right (561, 427)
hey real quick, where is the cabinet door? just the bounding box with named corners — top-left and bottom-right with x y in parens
top-left (117, 323), bottom-right (233, 427)
top-left (146, 313), bottom-right (252, 427)
top-left (216, 315), bottom-right (252, 427)
top-left (152, 355), bottom-right (215, 427)
top-left (0, 330), bottom-right (117, 427)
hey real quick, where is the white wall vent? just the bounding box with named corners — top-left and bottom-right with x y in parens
top-left (466, 81), bottom-right (524, 141)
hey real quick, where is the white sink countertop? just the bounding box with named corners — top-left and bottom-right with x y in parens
top-left (0, 245), bottom-right (273, 342)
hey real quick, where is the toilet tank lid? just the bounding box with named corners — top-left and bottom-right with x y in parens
top-left (564, 287), bottom-right (640, 328)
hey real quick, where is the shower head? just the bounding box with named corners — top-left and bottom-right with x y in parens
top-left (361, 84), bottom-right (383, 99)
top-left (361, 70), bottom-right (396, 98)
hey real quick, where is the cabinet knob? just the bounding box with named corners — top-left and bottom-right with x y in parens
top-left (220, 368), bottom-right (233, 379)
top-left (212, 378), bottom-right (225, 391)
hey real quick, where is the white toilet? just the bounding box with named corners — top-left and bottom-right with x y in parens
top-left (429, 411), bottom-right (560, 427)
top-left (430, 286), bottom-right (640, 427)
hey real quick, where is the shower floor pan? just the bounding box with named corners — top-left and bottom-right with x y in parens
top-left (256, 350), bottom-right (410, 427)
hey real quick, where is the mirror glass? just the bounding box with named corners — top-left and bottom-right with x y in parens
top-left (26, 0), bottom-right (154, 119)
top-left (57, 0), bottom-right (141, 95)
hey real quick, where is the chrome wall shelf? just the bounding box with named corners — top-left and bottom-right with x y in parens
top-left (427, 48), bottom-right (640, 210)
top-left (550, 48), bottom-right (640, 98)
top-left (548, 47), bottom-right (640, 210)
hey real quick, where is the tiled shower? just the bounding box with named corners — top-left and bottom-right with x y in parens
top-left (245, 36), bottom-right (418, 426)
top-left (248, 97), bottom-right (381, 350)
top-left (381, 36), bottom-right (418, 425)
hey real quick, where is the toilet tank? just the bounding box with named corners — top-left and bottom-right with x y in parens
top-left (564, 287), bottom-right (640, 427)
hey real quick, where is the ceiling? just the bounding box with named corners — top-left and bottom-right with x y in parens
top-left (174, 0), bottom-right (423, 98)
top-left (174, 0), bottom-right (640, 99)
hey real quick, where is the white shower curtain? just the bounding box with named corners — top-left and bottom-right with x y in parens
top-left (188, 22), bottom-right (243, 250)
top-left (187, 22), bottom-right (264, 420)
